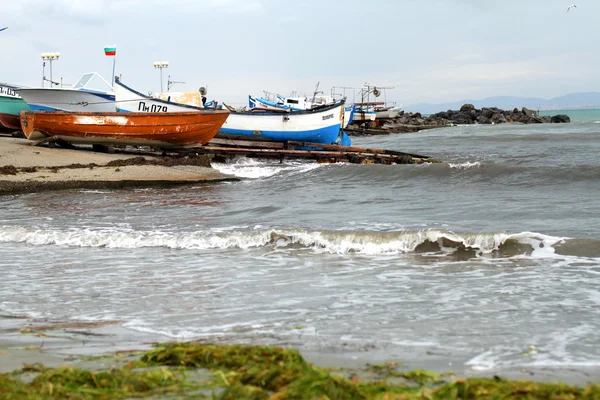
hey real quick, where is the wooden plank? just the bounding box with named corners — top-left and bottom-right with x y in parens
top-left (285, 141), bottom-right (430, 160)
top-left (208, 138), bottom-right (284, 149)
top-left (194, 146), bottom-right (421, 164)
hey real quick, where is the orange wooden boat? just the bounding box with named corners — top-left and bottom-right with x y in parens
top-left (19, 110), bottom-right (230, 148)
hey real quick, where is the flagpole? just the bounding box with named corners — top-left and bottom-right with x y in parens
top-left (104, 45), bottom-right (117, 87)
top-left (112, 56), bottom-right (116, 87)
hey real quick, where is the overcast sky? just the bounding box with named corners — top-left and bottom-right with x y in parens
top-left (1, 0), bottom-right (597, 106)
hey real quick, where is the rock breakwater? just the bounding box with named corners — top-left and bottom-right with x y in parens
top-left (347, 104), bottom-right (571, 134)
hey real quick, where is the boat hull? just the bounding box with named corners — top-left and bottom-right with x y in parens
top-left (20, 111), bottom-right (229, 148)
top-left (0, 88), bottom-right (31, 129)
top-left (352, 110), bottom-right (377, 122)
top-left (344, 106), bottom-right (354, 127)
top-left (0, 112), bottom-right (22, 130)
top-left (375, 107), bottom-right (402, 120)
top-left (219, 102), bottom-right (350, 146)
top-left (15, 88), bottom-right (116, 112)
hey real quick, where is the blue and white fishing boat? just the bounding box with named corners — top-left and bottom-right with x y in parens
top-left (115, 77), bottom-right (351, 146)
top-left (221, 101), bottom-right (350, 145)
top-left (249, 91), bottom-right (355, 128)
top-left (15, 72), bottom-right (115, 112)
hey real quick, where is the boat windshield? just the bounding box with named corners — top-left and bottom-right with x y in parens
top-left (73, 72), bottom-right (114, 93)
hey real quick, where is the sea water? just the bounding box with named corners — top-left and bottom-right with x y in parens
top-left (0, 119), bottom-right (599, 376)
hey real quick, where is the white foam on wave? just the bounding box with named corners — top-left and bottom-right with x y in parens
top-left (466, 349), bottom-right (508, 371)
top-left (79, 190), bottom-right (112, 194)
top-left (466, 348), bottom-right (600, 371)
top-left (508, 231), bottom-right (564, 258)
top-left (448, 161), bottom-right (482, 170)
top-left (123, 319), bottom-right (279, 340)
top-left (123, 320), bottom-right (201, 339)
top-left (212, 157), bottom-right (322, 179)
top-left (0, 225), bottom-right (569, 257)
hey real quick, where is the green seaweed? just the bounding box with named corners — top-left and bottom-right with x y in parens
top-left (0, 365), bottom-right (194, 399)
top-left (2, 342), bottom-right (600, 399)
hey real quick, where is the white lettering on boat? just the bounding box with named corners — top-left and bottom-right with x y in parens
top-left (0, 86), bottom-right (20, 98)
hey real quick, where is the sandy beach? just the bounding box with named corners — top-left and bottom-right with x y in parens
top-left (0, 137), bottom-right (237, 195)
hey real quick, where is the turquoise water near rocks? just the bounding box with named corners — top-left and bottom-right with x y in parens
top-left (538, 109), bottom-right (600, 123)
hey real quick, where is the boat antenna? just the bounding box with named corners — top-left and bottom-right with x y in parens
top-left (311, 82), bottom-right (320, 105)
top-left (167, 75), bottom-right (185, 92)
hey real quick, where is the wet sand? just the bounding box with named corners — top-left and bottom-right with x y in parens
top-left (0, 137), bottom-right (237, 195)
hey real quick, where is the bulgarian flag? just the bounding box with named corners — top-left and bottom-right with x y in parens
top-left (104, 46), bottom-right (116, 57)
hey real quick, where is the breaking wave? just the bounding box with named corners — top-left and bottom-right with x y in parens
top-left (448, 161), bottom-right (482, 170)
top-left (1, 225), bottom-right (598, 258)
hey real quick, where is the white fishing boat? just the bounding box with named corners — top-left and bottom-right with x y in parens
top-left (15, 72), bottom-right (115, 112)
top-left (249, 90), bottom-right (354, 128)
top-left (115, 77), bottom-right (351, 146)
top-left (337, 83), bottom-right (400, 124)
top-left (352, 107), bottom-right (377, 123)
top-left (375, 105), bottom-right (403, 120)
top-left (115, 76), bottom-right (204, 113)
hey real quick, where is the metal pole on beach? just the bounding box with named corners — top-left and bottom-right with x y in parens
top-left (41, 52), bottom-right (60, 87)
top-left (153, 61), bottom-right (169, 94)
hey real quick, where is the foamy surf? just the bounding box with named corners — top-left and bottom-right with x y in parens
top-left (0, 225), bottom-right (582, 257)
top-left (212, 157), bottom-right (322, 179)
top-left (466, 348), bottom-right (600, 372)
top-left (448, 161), bottom-right (482, 169)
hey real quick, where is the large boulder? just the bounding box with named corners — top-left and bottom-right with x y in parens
top-left (453, 112), bottom-right (475, 124)
top-left (460, 103), bottom-right (475, 113)
top-left (431, 111), bottom-right (449, 120)
top-left (551, 114), bottom-right (570, 123)
top-left (491, 113), bottom-right (507, 124)
top-left (476, 115), bottom-right (491, 124)
top-left (481, 108), bottom-right (496, 118)
top-left (522, 107), bottom-right (536, 117)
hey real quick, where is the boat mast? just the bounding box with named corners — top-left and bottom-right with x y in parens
top-left (311, 82), bottom-right (320, 105)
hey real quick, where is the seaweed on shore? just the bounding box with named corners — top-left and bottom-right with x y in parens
top-left (0, 165), bottom-right (18, 175)
top-left (1, 366), bottom-right (193, 399)
top-left (104, 155), bottom-right (211, 168)
top-left (1, 342), bottom-right (600, 399)
top-left (1, 156), bottom-right (212, 177)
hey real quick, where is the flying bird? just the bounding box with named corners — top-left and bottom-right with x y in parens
top-left (567, 4), bottom-right (577, 12)
top-left (0, 27), bottom-right (7, 32)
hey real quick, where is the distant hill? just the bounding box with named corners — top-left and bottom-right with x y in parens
top-left (404, 92), bottom-right (600, 114)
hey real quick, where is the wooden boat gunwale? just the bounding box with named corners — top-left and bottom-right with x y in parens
top-left (115, 77), bottom-right (209, 111)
